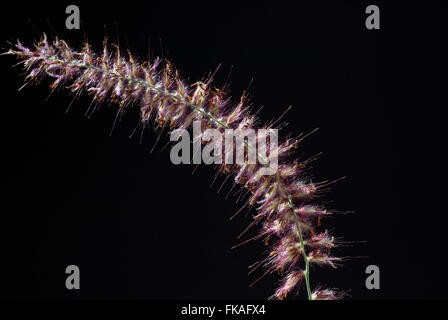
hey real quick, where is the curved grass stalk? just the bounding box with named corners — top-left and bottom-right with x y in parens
top-left (2, 34), bottom-right (347, 300)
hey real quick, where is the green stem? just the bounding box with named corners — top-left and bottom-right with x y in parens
top-left (287, 195), bottom-right (312, 300)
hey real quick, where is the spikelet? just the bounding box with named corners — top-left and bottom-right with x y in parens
top-left (3, 34), bottom-right (346, 300)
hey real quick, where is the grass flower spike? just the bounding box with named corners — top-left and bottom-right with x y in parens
top-left (3, 34), bottom-right (345, 300)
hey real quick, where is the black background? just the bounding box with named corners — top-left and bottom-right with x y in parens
top-left (0, 1), bottom-right (442, 300)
